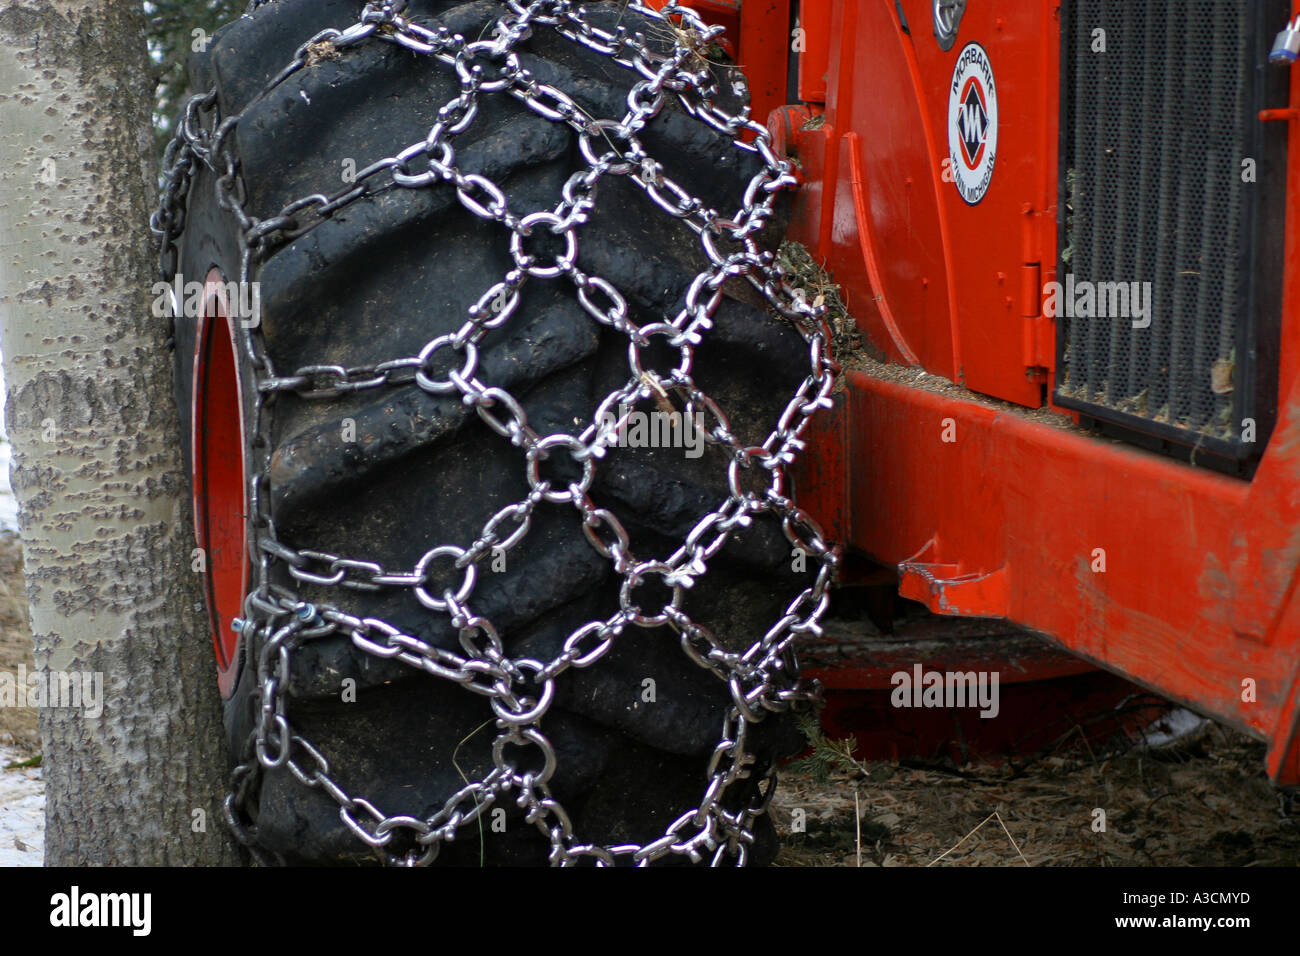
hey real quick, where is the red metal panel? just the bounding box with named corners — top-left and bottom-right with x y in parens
top-left (1246, 52), bottom-right (1300, 781)
top-left (640, 1), bottom-right (739, 60)
top-left (797, 0), bottom-right (832, 103)
top-left (830, 0), bottom-right (957, 375)
top-left (787, 392), bottom-right (850, 550)
top-left (647, 0), bottom-right (784, 125)
top-left (891, 0), bottom-right (1058, 404)
top-left (738, 0), bottom-right (791, 128)
top-left (789, 0), bottom-right (1061, 403)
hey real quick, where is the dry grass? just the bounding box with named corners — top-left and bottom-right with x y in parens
top-left (772, 719), bottom-right (1300, 867)
top-left (777, 240), bottom-right (860, 365)
top-left (776, 242), bottom-right (1105, 441)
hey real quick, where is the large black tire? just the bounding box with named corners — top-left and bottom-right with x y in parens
top-left (174, 0), bottom-right (820, 864)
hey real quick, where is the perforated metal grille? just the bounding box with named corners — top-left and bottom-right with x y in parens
top-left (1056, 0), bottom-right (1284, 456)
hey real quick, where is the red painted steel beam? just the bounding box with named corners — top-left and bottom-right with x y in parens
top-left (796, 0), bottom-right (831, 103)
top-left (642, 0), bottom-right (785, 126)
top-left (737, 0), bottom-right (791, 128)
top-left (838, 368), bottom-right (1300, 783)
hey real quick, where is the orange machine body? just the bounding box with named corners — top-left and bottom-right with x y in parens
top-left (678, 0), bottom-right (1300, 782)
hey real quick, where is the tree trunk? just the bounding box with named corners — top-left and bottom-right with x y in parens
top-left (0, 0), bottom-right (240, 865)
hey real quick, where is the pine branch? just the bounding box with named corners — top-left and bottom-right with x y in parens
top-left (786, 710), bottom-right (871, 785)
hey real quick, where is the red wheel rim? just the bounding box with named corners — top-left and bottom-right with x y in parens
top-left (192, 268), bottom-right (249, 698)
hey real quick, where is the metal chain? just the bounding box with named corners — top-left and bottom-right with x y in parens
top-left (153, 0), bottom-right (840, 867)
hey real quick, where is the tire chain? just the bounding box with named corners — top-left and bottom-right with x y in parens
top-left (152, 0), bottom-right (841, 866)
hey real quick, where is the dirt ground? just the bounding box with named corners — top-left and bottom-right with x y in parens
top-left (1, 529), bottom-right (1297, 865)
top-left (772, 714), bottom-right (1300, 867)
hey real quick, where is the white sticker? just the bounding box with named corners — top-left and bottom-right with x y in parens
top-left (948, 42), bottom-right (998, 205)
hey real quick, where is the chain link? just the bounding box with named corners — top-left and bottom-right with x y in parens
top-left (158, 0), bottom-right (840, 866)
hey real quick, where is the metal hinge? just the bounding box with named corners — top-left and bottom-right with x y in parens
top-left (1020, 202), bottom-right (1054, 379)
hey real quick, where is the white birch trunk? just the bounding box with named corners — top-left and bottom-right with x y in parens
top-left (0, 0), bottom-right (239, 864)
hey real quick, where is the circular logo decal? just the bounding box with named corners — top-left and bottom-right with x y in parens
top-left (947, 42), bottom-right (997, 205)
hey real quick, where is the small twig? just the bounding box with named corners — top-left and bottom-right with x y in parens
top-left (1056, 721), bottom-right (1100, 768)
top-left (854, 788), bottom-right (861, 868)
top-left (928, 810), bottom-right (1030, 867)
top-left (993, 811), bottom-right (1031, 867)
top-left (452, 719), bottom-right (494, 867)
top-left (1143, 791), bottom-right (1177, 816)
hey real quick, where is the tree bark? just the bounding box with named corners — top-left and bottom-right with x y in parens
top-left (0, 0), bottom-right (240, 864)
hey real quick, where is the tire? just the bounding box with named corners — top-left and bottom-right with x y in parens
top-left (173, 0), bottom-right (826, 865)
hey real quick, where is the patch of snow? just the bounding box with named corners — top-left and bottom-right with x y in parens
top-left (0, 742), bottom-right (44, 866)
top-left (0, 438), bottom-right (15, 532)
top-left (0, 353), bottom-right (16, 531)
top-left (1141, 707), bottom-right (1209, 748)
